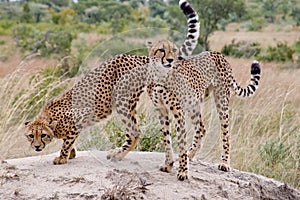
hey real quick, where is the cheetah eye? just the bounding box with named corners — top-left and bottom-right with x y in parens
top-left (28, 134), bottom-right (34, 139)
top-left (158, 48), bottom-right (165, 53)
top-left (41, 133), bottom-right (47, 138)
top-left (172, 48), bottom-right (178, 53)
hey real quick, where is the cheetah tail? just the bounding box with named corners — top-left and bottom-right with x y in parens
top-left (232, 60), bottom-right (261, 98)
top-left (179, 0), bottom-right (200, 58)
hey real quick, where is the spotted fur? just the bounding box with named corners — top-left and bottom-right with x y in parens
top-left (24, 1), bottom-right (200, 166)
top-left (113, 41), bottom-right (261, 180)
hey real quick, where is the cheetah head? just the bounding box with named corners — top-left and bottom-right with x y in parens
top-left (24, 119), bottom-right (57, 152)
top-left (147, 39), bottom-right (179, 69)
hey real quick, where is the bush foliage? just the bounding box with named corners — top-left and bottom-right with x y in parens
top-left (222, 39), bottom-right (300, 63)
top-left (13, 24), bottom-right (76, 57)
top-left (257, 42), bottom-right (295, 62)
top-left (221, 40), bottom-right (261, 58)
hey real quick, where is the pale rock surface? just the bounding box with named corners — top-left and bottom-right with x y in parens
top-left (0, 151), bottom-right (299, 200)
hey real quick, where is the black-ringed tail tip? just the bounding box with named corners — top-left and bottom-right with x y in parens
top-left (251, 60), bottom-right (261, 75)
top-left (232, 59), bottom-right (261, 98)
top-left (178, 0), bottom-right (200, 58)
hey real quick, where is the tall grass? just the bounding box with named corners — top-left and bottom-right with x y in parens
top-left (201, 58), bottom-right (300, 188)
top-left (0, 48), bottom-right (299, 189)
top-left (0, 55), bottom-right (73, 160)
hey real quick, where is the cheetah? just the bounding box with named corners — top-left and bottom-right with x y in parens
top-left (112, 41), bottom-right (261, 180)
top-left (24, 0), bottom-right (199, 165)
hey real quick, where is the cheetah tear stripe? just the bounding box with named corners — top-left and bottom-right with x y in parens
top-left (179, 0), bottom-right (200, 58)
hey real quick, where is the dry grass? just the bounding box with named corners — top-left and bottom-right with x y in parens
top-left (0, 29), bottom-right (299, 188)
top-left (0, 55), bottom-right (72, 160)
top-left (231, 59), bottom-right (300, 188)
top-left (210, 31), bottom-right (300, 51)
top-left (195, 57), bottom-right (300, 188)
top-left (102, 169), bottom-right (151, 200)
top-left (208, 28), bottom-right (300, 179)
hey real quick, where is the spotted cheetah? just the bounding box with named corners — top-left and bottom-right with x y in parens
top-left (112, 41), bottom-right (261, 180)
top-left (24, 0), bottom-right (199, 165)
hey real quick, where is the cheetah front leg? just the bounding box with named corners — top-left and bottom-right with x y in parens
top-left (173, 108), bottom-right (188, 180)
top-left (151, 86), bottom-right (174, 173)
top-left (54, 134), bottom-right (78, 165)
top-left (160, 89), bottom-right (188, 180)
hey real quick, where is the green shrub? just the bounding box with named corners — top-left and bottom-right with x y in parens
top-left (247, 106), bottom-right (300, 188)
top-left (0, 20), bottom-right (16, 35)
top-left (258, 42), bottom-right (294, 62)
top-left (221, 40), bottom-right (261, 58)
top-left (135, 113), bottom-right (164, 152)
top-left (246, 17), bottom-right (266, 31)
top-left (77, 112), bottom-right (177, 153)
top-left (233, 40), bottom-right (299, 63)
top-left (292, 39), bottom-right (300, 53)
top-left (75, 22), bottom-right (95, 33)
top-left (259, 139), bottom-right (291, 167)
top-left (257, 135), bottom-right (300, 188)
top-left (100, 113), bottom-right (165, 152)
top-left (13, 24), bottom-right (76, 57)
top-left (89, 37), bottom-right (146, 60)
top-left (49, 8), bottom-right (77, 25)
top-left (104, 118), bottom-right (126, 149)
top-left (291, 6), bottom-right (300, 26)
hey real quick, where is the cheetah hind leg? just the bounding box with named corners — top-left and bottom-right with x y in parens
top-left (107, 68), bottom-right (146, 161)
top-left (107, 137), bottom-right (140, 161)
top-left (214, 89), bottom-right (231, 172)
top-left (106, 103), bottom-right (141, 160)
top-left (188, 111), bottom-right (206, 160)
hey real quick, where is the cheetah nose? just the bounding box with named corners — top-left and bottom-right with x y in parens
top-left (166, 58), bottom-right (174, 63)
top-left (34, 145), bottom-right (41, 151)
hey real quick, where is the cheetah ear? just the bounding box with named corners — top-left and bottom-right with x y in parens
top-left (146, 41), bottom-right (153, 51)
top-left (49, 121), bottom-right (58, 131)
top-left (24, 121), bottom-right (30, 127)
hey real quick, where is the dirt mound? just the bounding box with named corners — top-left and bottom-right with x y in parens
top-left (1, 151), bottom-right (299, 199)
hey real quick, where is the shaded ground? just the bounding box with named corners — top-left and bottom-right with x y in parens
top-left (1, 151), bottom-right (299, 200)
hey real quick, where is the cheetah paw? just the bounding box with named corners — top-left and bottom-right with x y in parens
top-left (218, 163), bottom-right (230, 172)
top-left (159, 163), bottom-right (173, 173)
top-left (69, 148), bottom-right (76, 159)
top-left (187, 149), bottom-right (196, 159)
top-left (53, 156), bottom-right (68, 165)
top-left (177, 171), bottom-right (188, 181)
top-left (107, 148), bottom-right (126, 161)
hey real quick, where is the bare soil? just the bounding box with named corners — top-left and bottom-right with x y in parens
top-left (1, 151), bottom-right (299, 200)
